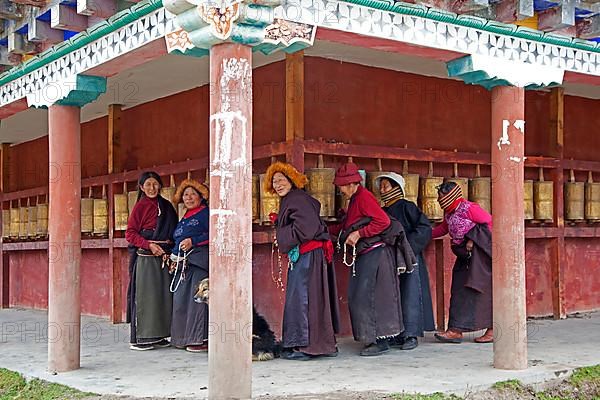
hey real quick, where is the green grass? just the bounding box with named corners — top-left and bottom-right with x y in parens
top-left (390, 393), bottom-right (462, 399)
top-left (0, 368), bottom-right (95, 400)
top-left (569, 364), bottom-right (600, 387)
top-left (492, 379), bottom-right (524, 391)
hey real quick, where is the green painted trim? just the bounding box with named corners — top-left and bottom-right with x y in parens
top-left (341, 0), bottom-right (600, 53)
top-left (0, 0), bottom-right (163, 87)
top-left (55, 75), bottom-right (107, 107)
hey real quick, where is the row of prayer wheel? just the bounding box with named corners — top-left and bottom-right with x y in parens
top-left (2, 200), bottom-right (48, 240)
top-left (250, 161), bottom-right (600, 225)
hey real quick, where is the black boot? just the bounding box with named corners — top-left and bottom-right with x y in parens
top-left (401, 336), bottom-right (418, 350)
top-left (360, 339), bottom-right (390, 356)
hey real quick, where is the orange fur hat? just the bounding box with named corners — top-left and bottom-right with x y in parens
top-left (264, 162), bottom-right (308, 194)
top-left (173, 179), bottom-right (209, 204)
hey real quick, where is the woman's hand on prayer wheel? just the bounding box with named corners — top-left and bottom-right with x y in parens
top-left (345, 231), bottom-right (361, 247)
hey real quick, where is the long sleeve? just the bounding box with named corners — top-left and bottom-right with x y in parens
top-left (126, 201), bottom-right (153, 250)
top-left (467, 202), bottom-right (493, 231)
top-left (404, 202), bottom-right (432, 255)
top-left (190, 208), bottom-right (210, 245)
top-left (355, 189), bottom-right (390, 238)
top-left (432, 219), bottom-right (449, 239)
top-left (277, 196), bottom-right (322, 254)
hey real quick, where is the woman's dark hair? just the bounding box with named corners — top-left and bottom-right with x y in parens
top-left (437, 181), bottom-right (457, 196)
top-left (137, 171), bottom-right (163, 200)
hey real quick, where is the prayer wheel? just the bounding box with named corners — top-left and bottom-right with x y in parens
top-left (36, 199), bottom-right (48, 238)
top-left (93, 186), bottom-right (108, 236)
top-left (81, 187), bottom-right (94, 234)
top-left (533, 168), bottom-right (553, 222)
top-left (160, 175), bottom-right (177, 206)
top-left (28, 203), bottom-right (37, 239)
top-left (2, 209), bottom-right (10, 240)
top-left (259, 173), bottom-right (280, 224)
top-left (445, 156), bottom-right (469, 206)
top-left (366, 159), bottom-right (393, 205)
top-left (469, 165), bottom-right (491, 213)
top-left (178, 203), bottom-right (186, 221)
top-left (18, 205), bottom-right (28, 239)
top-left (252, 174), bottom-right (260, 222)
top-left (9, 206), bottom-right (19, 239)
top-left (306, 155), bottom-right (336, 218)
top-left (564, 170), bottom-right (584, 222)
top-left (524, 180), bottom-right (534, 220)
top-left (420, 162), bottom-right (444, 222)
top-left (402, 160), bottom-right (419, 205)
top-left (114, 182), bottom-right (129, 231)
top-left (585, 171), bottom-right (600, 222)
top-left (128, 190), bottom-right (138, 216)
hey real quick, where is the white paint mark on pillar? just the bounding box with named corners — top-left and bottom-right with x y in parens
top-left (513, 119), bottom-right (525, 133)
top-left (509, 156), bottom-right (522, 163)
top-left (210, 57), bottom-right (252, 259)
top-left (498, 119), bottom-right (511, 150)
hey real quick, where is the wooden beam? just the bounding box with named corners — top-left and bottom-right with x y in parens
top-left (494, 0), bottom-right (534, 22)
top-left (77, 0), bottom-right (117, 18)
top-left (50, 4), bottom-right (88, 31)
top-left (107, 183), bottom-right (122, 323)
top-left (549, 87), bottom-right (564, 159)
top-left (0, 251), bottom-right (9, 308)
top-left (8, 31), bottom-right (38, 55)
top-left (28, 19), bottom-right (64, 44)
top-left (107, 104), bottom-right (122, 174)
top-left (538, 2), bottom-right (576, 32)
top-left (577, 14), bottom-right (600, 39)
top-left (285, 51), bottom-right (305, 142)
top-left (1, 143), bottom-right (13, 193)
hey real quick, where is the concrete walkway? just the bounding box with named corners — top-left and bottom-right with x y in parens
top-left (0, 308), bottom-right (598, 399)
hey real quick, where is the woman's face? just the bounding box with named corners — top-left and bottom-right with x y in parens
top-left (339, 183), bottom-right (359, 199)
top-left (272, 172), bottom-right (292, 197)
top-left (140, 177), bottom-right (161, 199)
top-left (379, 178), bottom-right (393, 195)
top-left (183, 187), bottom-right (202, 209)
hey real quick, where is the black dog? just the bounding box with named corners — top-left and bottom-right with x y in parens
top-left (194, 278), bottom-right (281, 361)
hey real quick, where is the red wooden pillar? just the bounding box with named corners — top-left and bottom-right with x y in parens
top-left (48, 105), bottom-right (82, 373)
top-left (491, 86), bottom-right (527, 370)
top-left (0, 251), bottom-right (8, 308)
top-left (208, 43), bottom-right (253, 399)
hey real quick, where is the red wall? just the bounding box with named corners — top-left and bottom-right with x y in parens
top-left (5, 57), bottom-right (600, 329)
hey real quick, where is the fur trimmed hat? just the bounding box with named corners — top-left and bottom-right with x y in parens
top-left (264, 162), bottom-right (308, 194)
top-left (173, 179), bottom-right (209, 205)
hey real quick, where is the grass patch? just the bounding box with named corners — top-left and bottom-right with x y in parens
top-left (569, 364), bottom-right (600, 387)
top-left (0, 368), bottom-right (95, 400)
top-left (492, 379), bottom-right (524, 391)
top-left (390, 393), bottom-right (462, 399)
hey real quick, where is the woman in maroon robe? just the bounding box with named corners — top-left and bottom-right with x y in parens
top-left (433, 181), bottom-right (494, 344)
top-left (266, 162), bottom-right (339, 361)
top-left (330, 162), bottom-right (404, 356)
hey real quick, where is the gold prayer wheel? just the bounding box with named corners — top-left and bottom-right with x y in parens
top-left (259, 173), bottom-right (280, 224)
top-left (585, 171), bottom-right (600, 222)
top-left (2, 209), bottom-right (10, 239)
top-left (533, 168), bottom-right (553, 222)
top-left (19, 206), bottom-right (28, 239)
top-left (114, 182), bottom-right (129, 231)
top-left (81, 197), bottom-right (94, 234)
top-left (420, 162), bottom-right (443, 222)
top-left (252, 174), bottom-right (260, 222)
top-left (564, 170), bottom-right (584, 222)
top-left (160, 175), bottom-right (176, 206)
top-left (93, 186), bottom-right (108, 236)
top-left (366, 159), bottom-right (391, 205)
top-left (36, 200), bottom-right (48, 238)
top-left (401, 159), bottom-right (419, 205)
top-left (469, 166), bottom-right (491, 213)
top-left (524, 180), bottom-right (534, 220)
top-left (178, 203), bottom-right (186, 220)
top-left (306, 156), bottom-right (336, 218)
top-left (27, 204), bottom-right (37, 238)
top-left (9, 207), bottom-right (19, 239)
top-left (128, 191), bottom-right (138, 217)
